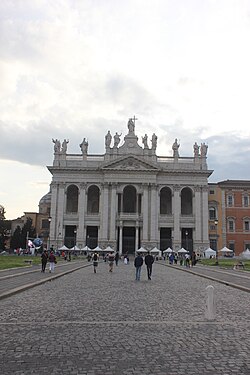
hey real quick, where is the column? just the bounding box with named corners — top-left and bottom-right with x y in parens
top-left (135, 224), bottom-right (139, 252)
top-left (56, 183), bottom-right (65, 244)
top-left (142, 184), bottom-right (149, 242)
top-left (173, 185), bottom-right (181, 249)
top-left (110, 184), bottom-right (117, 241)
top-left (100, 183), bottom-right (109, 241)
top-left (49, 182), bottom-right (58, 243)
top-left (119, 224), bottom-right (123, 255)
top-left (150, 184), bottom-right (158, 243)
top-left (202, 186), bottom-right (209, 246)
top-left (194, 186), bottom-right (202, 243)
top-left (78, 183), bottom-right (86, 245)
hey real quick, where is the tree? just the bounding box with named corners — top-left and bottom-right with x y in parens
top-left (10, 225), bottom-right (22, 250)
top-left (0, 205), bottom-right (11, 250)
top-left (21, 217), bottom-right (36, 249)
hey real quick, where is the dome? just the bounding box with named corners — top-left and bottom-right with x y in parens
top-left (39, 191), bottom-right (51, 214)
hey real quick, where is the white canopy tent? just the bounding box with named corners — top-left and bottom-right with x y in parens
top-left (204, 248), bottom-right (216, 258)
top-left (177, 248), bottom-right (188, 254)
top-left (219, 247), bottom-right (233, 253)
top-left (103, 246), bottom-right (115, 252)
top-left (137, 247), bottom-right (147, 253)
top-left (93, 246), bottom-right (103, 252)
top-left (240, 248), bottom-right (250, 260)
top-left (82, 245), bottom-right (91, 252)
top-left (70, 245), bottom-right (81, 251)
top-left (163, 247), bottom-right (173, 253)
top-left (59, 245), bottom-right (69, 251)
top-left (150, 247), bottom-right (161, 255)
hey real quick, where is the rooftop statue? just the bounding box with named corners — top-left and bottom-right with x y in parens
top-left (114, 132), bottom-right (121, 148)
top-left (151, 133), bottom-right (157, 150)
top-left (200, 142), bottom-right (208, 157)
top-left (105, 130), bottom-right (112, 148)
top-left (61, 139), bottom-right (69, 154)
top-left (52, 138), bottom-right (61, 153)
top-left (142, 134), bottom-right (149, 148)
top-left (172, 138), bottom-right (180, 158)
top-left (127, 118), bottom-right (135, 134)
top-left (80, 138), bottom-right (88, 154)
top-left (193, 142), bottom-right (199, 157)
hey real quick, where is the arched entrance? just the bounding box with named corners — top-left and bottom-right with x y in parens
top-left (122, 227), bottom-right (136, 254)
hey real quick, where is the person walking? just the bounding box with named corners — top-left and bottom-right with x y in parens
top-left (115, 251), bottom-right (119, 266)
top-left (92, 252), bottom-right (99, 273)
top-left (145, 251), bottom-right (154, 280)
top-left (134, 252), bottom-right (143, 281)
top-left (108, 251), bottom-right (115, 272)
top-left (41, 249), bottom-right (48, 272)
top-left (49, 250), bottom-right (57, 273)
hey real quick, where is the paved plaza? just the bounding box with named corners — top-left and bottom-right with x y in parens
top-left (0, 260), bottom-right (250, 374)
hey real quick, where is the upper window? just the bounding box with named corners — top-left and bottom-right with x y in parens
top-left (181, 187), bottom-right (193, 215)
top-left (209, 190), bottom-right (215, 195)
top-left (244, 220), bottom-right (250, 231)
top-left (209, 207), bottom-right (216, 220)
top-left (227, 195), bottom-right (233, 207)
top-left (243, 195), bottom-right (249, 207)
top-left (228, 219), bottom-right (235, 232)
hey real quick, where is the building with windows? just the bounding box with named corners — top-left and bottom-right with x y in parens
top-left (47, 119), bottom-right (212, 254)
top-left (218, 180), bottom-right (250, 255)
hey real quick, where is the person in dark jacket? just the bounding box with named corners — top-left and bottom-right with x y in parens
top-left (145, 252), bottom-right (154, 280)
top-left (41, 250), bottom-right (48, 273)
top-left (49, 250), bottom-right (57, 273)
top-left (134, 253), bottom-right (143, 281)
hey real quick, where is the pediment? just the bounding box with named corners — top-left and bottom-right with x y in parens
top-left (101, 156), bottom-right (159, 171)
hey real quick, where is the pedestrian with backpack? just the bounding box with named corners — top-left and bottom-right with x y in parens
top-left (92, 252), bottom-right (99, 273)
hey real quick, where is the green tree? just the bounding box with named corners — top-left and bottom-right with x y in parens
top-left (10, 225), bottom-right (22, 250)
top-left (21, 217), bottom-right (36, 249)
top-left (0, 205), bottom-right (11, 250)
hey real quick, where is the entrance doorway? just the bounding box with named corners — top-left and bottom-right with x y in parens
top-left (122, 227), bottom-right (135, 254)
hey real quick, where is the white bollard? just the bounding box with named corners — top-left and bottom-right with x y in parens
top-left (205, 285), bottom-right (216, 321)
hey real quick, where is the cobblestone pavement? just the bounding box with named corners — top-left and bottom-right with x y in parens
top-left (0, 260), bottom-right (249, 374)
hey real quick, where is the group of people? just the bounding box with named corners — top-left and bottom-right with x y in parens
top-left (41, 249), bottom-right (57, 273)
top-left (91, 250), bottom-right (155, 281)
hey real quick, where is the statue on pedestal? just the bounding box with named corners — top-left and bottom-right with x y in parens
top-left (193, 142), bottom-right (199, 157)
top-left (200, 142), bottom-right (208, 157)
top-left (61, 139), bottom-right (69, 154)
top-left (80, 138), bottom-right (88, 154)
top-left (172, 138), bottom-right (180, 158)
top-left (113, 132), bottom-right (121, 148)
top-left (127, 118), bottom-right (135, 134)
top-left (52, 139), bottom-right (61, 153)
top-left (142, 134), bottom-right (149, 148)
top-left (105, 131), bottom-right (112, 148)
top-left (151, 133), bottom-right (157, 150)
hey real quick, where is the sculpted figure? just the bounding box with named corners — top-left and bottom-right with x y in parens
top-left (52, 139), bottom-right (61, 153)
top-left (200, 142), bottom-right (208, 157)
top-left (193, 142), bottom-right (199, 157)
top-left (127, 118), bottom-right (135, 134)
top-left (105, 131), bottom-right (112, 148)
top-left (172, 138), bottom-right (180, 158)
top-left (113, 132), bottom-right (121, 148)
top-left (61, 139), bottom-right (69, 153)
top-left (80, 138), bottom-right (88, 154)
top-left (151, 133), bottom-right (157, 150)
top-left (142, 134), bottom-right (149, 148)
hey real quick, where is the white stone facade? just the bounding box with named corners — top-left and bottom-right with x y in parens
top-left (48, 119), bottom-right (212, 254)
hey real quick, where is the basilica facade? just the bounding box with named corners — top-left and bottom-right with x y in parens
top-left (48, 119), bottom-right (212, 254)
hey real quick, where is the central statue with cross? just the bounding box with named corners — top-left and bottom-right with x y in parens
top-left (127, 116), bottom-right (137, 134)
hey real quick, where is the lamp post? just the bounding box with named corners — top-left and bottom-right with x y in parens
top-left (185, 230), bottom-right (188, 251)
top-left (48, 216), bottom-right (51, 250)
top-left (214, 220), bottom-right (218, 265)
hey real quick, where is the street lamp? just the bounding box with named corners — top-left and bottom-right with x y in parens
top-left (214, 220), bottom-right (218, 265)
top-left (48, 216), bottom-right (51, 250)
top-left (185, 230), bottom-right (188, 251)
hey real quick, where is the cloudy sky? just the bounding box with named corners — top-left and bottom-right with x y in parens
top-left (1, 0), bottom-right (250, 220)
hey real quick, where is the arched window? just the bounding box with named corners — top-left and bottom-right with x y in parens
top-left (66, 185), bottom-right (79, 213)
top-left (160, 187), bottom-right (172, 214)
top-left (209, 207), bottom-right (216, 220)
top-left (87, 185), bottom-right (100, 213)
top-left (123, 185), bottom-right (136, 213)
top-left (181, 187), bottom-right (193, 215)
